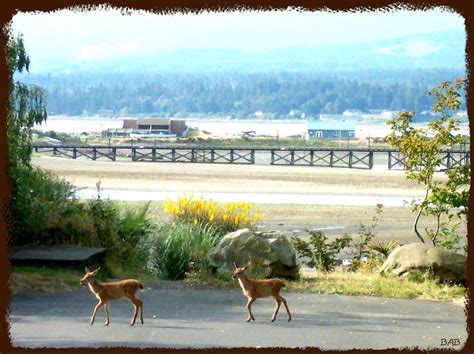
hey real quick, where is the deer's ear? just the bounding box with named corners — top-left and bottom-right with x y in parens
top-left (233, 262), bottom-right (238, 269)
top-left (242, 266), bottom-right (247, 271)
top-left (93, 267), bottom-right (101, 274)
top-left (85, 267), bottom-right (90, 273)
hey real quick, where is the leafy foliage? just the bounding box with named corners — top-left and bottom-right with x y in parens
top-left (7, 167), bottom-right (79, 246)
top-left (387, 78), bottom-right (469, 247)
top-left (291, 230), bottom-right (351, 272)
top-left (6, 34), bottom-right (47, 169)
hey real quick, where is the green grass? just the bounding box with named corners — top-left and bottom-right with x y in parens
top-left (10, 266), bottom-right (85, 294)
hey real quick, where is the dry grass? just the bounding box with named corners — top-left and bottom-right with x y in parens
top-left (287, 269), bottom-right (466, 303)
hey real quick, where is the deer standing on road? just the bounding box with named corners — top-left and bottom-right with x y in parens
top-left (80, 267), bottom-right (144, 326)
top-left (232, 263), bottom-right (291, 322)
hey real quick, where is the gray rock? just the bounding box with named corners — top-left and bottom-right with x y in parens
top-left (208, 228), bottom-right (299, 279)
top-left (379, 243), bottom-right (466, 283)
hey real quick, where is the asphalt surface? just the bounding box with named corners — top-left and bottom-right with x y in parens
top-left (9, 286), bottom-right (467, 350)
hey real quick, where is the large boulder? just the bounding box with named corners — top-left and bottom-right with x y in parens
top-left (379, 243), bottom-right (466, 283)
top-left (208, 228), bottom-right (299, 279)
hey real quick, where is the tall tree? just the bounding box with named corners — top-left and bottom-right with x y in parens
top-left (6, 33), bottom-right (49, 245)
top-left (7, 33), bottom-right (47, 170)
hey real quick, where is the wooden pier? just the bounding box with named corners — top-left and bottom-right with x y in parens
top-left (130, 147), bottom-right (255, 164)
top-left (270, 148), bottom-right (374, 169)
top-left (33, 144), bottom-right (470, 170)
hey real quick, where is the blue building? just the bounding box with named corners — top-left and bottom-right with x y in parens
top-left (306, 121), bottom-right (356, 140)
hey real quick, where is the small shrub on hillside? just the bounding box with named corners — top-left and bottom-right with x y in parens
top-left (436, 221), bottom-right (466, 255)
top-left (348, 240), bottom-right (399, 273)
top-left (144, 221), bottom-right (223, 280)
top-left (291, 230), bottom-right (351, 272)
top-left (367, 240), bottom-right (400, 260)
top-left (348, 204), bottom-right (383, 259)
top-left (163, 193), bottom-right (264, 233)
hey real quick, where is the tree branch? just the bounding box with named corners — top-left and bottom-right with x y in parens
top-left (432, 214), bottom-right (441, 246)
top-left (413, 207), bottom-right (425, 243)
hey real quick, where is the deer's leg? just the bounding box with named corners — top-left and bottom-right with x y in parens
top-left (280, 295), bottom-right (291, 322)
top-left (129, 297), bottom-right (142, 326)
top-left (136, 298), bottom-right (144, 325)
top-left (271, 296), bottom-right (282, 322)
top-left (104, 302), bottom-right (110, 326)
top-left (246, 298), bottom-right (256, 322)
top-left (91, 300), bottom-right (105, 325)
top-left (140, 300), bottom-right (144, 325)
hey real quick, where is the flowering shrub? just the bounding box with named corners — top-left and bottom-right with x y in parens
top-left (163, 193), bottom-right (264, 232)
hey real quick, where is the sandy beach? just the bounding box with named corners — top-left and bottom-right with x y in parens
top-left (32, 156), bottom-right (425, 197)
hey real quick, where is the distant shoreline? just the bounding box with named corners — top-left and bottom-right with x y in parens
top-left (35, 115), bottom-right (471, 139)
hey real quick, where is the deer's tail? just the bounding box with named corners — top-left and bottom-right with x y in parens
top-left (138, 282), bottom-right (145, 291)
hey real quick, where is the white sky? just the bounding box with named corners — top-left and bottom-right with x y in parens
top-left (9, 7), bottom-right (465, 62)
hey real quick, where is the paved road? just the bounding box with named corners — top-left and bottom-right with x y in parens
top-left (9, 286), bottom-right (466, 350)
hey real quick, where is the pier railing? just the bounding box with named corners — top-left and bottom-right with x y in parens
top-left (33, 144), bottom-right (470, 170)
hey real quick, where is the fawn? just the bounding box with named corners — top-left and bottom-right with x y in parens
top-left (80, 267), bottom-right (144, 326)
top-left (232, 263), bottom-right (291, 322)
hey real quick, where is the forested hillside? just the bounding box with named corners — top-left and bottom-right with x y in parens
top-left (20, 68), bottom-right (465, 118)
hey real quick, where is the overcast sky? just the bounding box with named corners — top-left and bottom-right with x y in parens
top-left (9, 7), bottom-right (465, 63)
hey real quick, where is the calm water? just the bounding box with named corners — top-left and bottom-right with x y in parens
top-left (34, 115), bottom-right (469, 155)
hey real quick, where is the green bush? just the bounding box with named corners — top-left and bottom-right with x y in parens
top-left (7, 169), bottom-right (156, 276)
top-left (85, 197), bottom-right (119, 251)
top-left (7, 166), bottom-right (80, 246)
top-left (116, 202), bottom-right (155, 268)
top-left (144, 221), bottom-right (223, 280)
top-left (291, 230), bottom-right (351, 272)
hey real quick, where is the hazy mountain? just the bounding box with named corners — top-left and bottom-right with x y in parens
top-left (31, 29), bottom-right (465, 74)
